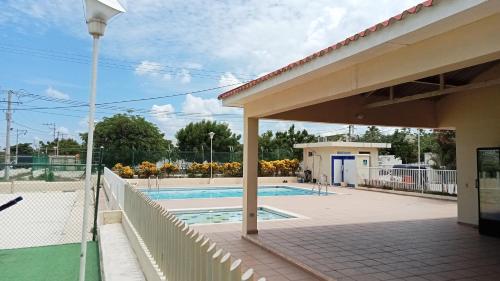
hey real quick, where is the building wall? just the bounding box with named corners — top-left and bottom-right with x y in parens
top-left (301, 146), bottom-right (379, 184)
top-left (437, 83), bottom-right (500, 225)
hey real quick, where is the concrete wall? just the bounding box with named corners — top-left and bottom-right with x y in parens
top-left (0, 180), bottom-right (95, 194)
top-left (302, 147), bottom-right (378, 184)
top-left (437, 67), bottom-right (500, 225)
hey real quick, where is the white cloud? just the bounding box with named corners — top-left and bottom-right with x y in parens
top-left (134, 60), bottom-right (163, 76)
top-left (178, 69), bottom-right (191, 84)
top-left (182, 94), bottom-right (241, 116)
top-left (134, 61), bottom-right (193, 83)
top-left (57, 126), bottom-right (70, 136)
top-left (151, 94), bottom-right (243, 139)
top-left (5, 0), bottom-right (424, 75)
top-left (45, 86), bottom-right (69, 100)
top-left (218, 72), bottom-right (241, 88)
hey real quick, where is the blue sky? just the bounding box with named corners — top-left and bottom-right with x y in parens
top-left (0, 0), bottom-right (422, 147)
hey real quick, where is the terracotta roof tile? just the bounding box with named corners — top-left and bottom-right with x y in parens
top-left (218, 0), bottom-right (434, 100)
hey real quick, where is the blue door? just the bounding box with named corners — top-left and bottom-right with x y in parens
top-left (331, 155), bottom-right (356, 186)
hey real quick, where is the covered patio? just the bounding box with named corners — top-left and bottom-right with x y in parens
top-left (217, 0), bottom-right (500, 279)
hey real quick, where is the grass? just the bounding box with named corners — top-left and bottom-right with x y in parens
top-left (0, 242), bottom-right (100, 281)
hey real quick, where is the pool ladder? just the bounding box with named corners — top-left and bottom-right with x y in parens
top-left (312, 174), bottom-right (330, 195)
top-left (147, 176), bottom-right (160, 199)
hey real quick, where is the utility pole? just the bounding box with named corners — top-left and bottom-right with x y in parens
top-left (4, 91), bottom-right (12, 180)
top-left (347, 125), bottom-right (354, 142)
top-left (56, 131), bottom-right (66, 157)
top-left (15, 129), bottom-right (27, 164)
top-left (43, 123), bottom-right (56, 141)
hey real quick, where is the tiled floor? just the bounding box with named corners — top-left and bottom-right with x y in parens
top-left (158, 185), bottom-right (500, 281)
top-left (253, 218), bottom-right (500, 280)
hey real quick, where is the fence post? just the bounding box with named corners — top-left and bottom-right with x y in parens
top-left (206, 243), bottom-right (217, 281)
top-left (212, 249), bottom-right (224, 281)
top-left (219, 252), bottom-right (231, 281)
top-left (241, 269), bottom-right (255, 281)
top-left (92, 146), bottom-right (104, 241)
top-left (229, 259), bottom-right (242, 281)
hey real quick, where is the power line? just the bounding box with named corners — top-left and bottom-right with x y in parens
top-left (6, 82), bottom-right (247, 113)
top-left (0, 43), bottom-right (257, 79)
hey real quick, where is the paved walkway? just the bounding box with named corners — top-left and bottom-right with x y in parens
top-left (253, 218), bottom-right (500, 280)
top-left (157, 185), bottom-right (500, 281)
top-left (99, 223), bottom-right (145, 281)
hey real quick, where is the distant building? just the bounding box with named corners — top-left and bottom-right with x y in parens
top-left (294, 142), bottom-right (391, 187)
top-left (378, 155), bottom-right (402, 167)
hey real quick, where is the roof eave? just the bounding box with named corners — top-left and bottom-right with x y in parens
top-left (220, 0), bottom-right (496, 107)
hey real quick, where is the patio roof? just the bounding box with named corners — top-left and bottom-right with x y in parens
top-left (219, 0), bottom-right (500, 109)
top-left (219, 0), bottom-right (435, 101)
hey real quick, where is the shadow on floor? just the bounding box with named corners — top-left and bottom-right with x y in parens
top-left (253, 218), bottom-right (500, 281)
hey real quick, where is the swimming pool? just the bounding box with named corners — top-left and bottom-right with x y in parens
top-left (172, 207), bottom-right (296, 225)
top-left (142, 185), bottom-right (326, 200)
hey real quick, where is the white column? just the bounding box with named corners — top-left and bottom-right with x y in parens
top-left (243, 114), bottom-right (259, 234)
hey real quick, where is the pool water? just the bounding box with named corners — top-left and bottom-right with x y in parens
top-left (142, 186), bottom-right (323, 200)
top-left (172, 207), bottom-right (295, 225)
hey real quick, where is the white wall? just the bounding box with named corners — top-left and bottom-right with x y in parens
top-left (302, 147), bottom-right (379, 184)
top-left (437, 79), bottom-right (500, 225)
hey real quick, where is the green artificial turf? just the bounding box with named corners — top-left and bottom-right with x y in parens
top-left (0, 242), bottom-right (100, 281)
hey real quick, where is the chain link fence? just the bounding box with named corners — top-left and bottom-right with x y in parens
top-left (0, 162), bottom-right (101, 250)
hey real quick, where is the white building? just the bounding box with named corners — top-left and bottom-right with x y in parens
top-left (294, 142), bottom-right (391, 187)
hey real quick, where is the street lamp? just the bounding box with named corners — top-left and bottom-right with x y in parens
top-left (80, 1), bottom-right (125, 281)
top-left (209, 132), bottom-right (215, 179)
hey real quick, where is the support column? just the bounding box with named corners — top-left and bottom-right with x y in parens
top-left (243, 114), bottom-right (259, 235)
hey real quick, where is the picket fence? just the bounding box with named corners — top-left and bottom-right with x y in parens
top-left (123, 183), bottom-right (266, 281)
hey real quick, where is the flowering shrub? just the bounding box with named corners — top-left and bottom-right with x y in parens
top-left (113, 163), bottom-right (135, 178)
top-left (160, 163), bottom-right (179, 177)
top-left (137, 161), bottom-right (159, 178)
top-left (112, 163), bottom-right (124, 172)
top-left (258, 159), bottom-right (300, 176)
top-left (187, 162), bottom-right (222, 177)
top-left (222, 162), bottom-right (242, 177)
top-left (258, 160), bottom-right (276, 176)
top-left (120, 166), bottom-right (135, 178)
top-left (187, 162), bottom-right (208, 176)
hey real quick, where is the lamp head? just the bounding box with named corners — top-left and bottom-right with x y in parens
top-left (208, 132), bottom-right (215, 139)
top-left (84, 0), bottom-right (126, 37)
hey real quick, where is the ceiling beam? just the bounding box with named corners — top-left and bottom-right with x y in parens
top-left (365, 78), bottom-right (500, 109)
top-left (409, 79), bottom-right (456, 88)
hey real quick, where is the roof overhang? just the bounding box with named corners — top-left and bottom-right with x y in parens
top-left (220, 0), bottom-right (500, 108)
top-left (294, 142), bottom-right (391, 149)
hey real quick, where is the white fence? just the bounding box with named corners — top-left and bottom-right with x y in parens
top-left (124, 184), bottom-right (265, 281)
top-left (103, 168), bottom-right (266, 280)
top-left (360, 167), bottom-right (457, 195)
top-left (103, 167), bottom-right (126, 209)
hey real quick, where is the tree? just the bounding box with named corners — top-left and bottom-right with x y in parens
top-left (359, 126), bottom-right (386, 143)
top-left (10, 143), bottom-right (34, 155)
top-left (431, 130), bottom-right (456, 169)
top-left (175, 120), bottom-right (241, 162)
top-left (81, 114), bottom-right (170, 167)
top-left (258, 125), bottom-right (317, 160)
top-left (38, 138), bottom-right (81, 155)
top-left (387, 128), bottom-right (417, 164)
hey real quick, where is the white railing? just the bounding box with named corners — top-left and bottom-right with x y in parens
top-left (360, 167), bottom-right (457, 195)
top-left (103, 167), bottom-right (126, 209)
top-left (124, 184), bottom-right (265, 281)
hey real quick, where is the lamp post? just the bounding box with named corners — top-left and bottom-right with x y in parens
top-left (80, 1), bottom-right (125, 281)
top-left (209, 132), bottom-right (215, 179)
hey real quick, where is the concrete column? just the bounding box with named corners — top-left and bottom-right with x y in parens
top-left (243, 115), bottom-right (259, 234)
